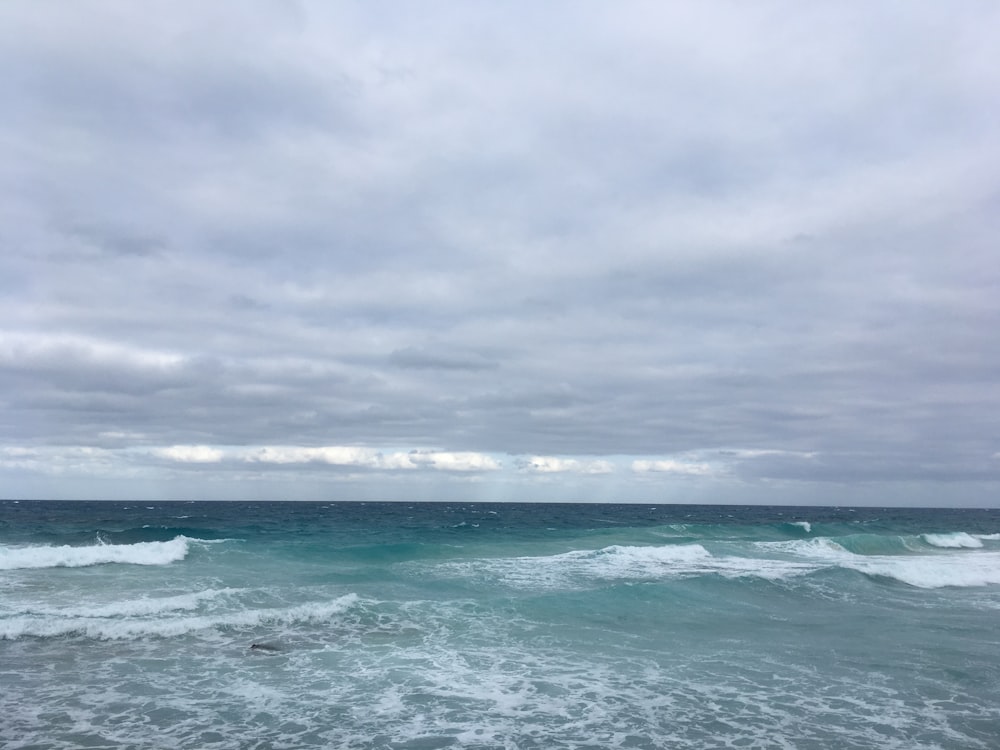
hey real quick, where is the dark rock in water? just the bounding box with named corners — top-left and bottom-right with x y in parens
top-left (249, 642), bottom-right (281, 653)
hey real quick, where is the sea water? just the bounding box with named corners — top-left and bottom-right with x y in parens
top-left (2, 501), bottom-right (999, 749)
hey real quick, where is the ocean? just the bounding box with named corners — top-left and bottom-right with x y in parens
top-left (2, 501), bottom-right (999, 749)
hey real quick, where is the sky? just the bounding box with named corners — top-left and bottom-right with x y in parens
top-left (1, 1), bottom-right (999, 505)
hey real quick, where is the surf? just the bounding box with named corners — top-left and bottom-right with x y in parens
top-left (0, 536), bottom-right (195, 570)
top-left (922, 531), bottom-right (984, 548)
top-left (1, 593), bottom-right (362, 641)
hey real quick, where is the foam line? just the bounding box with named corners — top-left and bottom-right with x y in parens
top-left (1, 593), bottom-right (361, 640)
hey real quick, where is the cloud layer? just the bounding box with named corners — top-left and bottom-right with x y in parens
top-left (2, 1), bottom-right (999, 504)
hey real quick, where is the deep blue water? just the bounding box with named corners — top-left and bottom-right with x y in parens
top-left (2, 501), bottom-right (1000, 749)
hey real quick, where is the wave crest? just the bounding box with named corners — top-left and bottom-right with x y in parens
top-left (922, 532), bottom-right (984, 549)
top-left (0, 536), bottom-right (194, 570)
top-left (765, 537), bottom-right (1000, 588)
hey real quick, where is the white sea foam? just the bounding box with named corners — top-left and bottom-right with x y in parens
top-left (452, 536), bottom-right (1000, 591)
top-left (764, 537), bottom-right (1000, 588)
top-left (16, 588), bottom-right (240, 619)
top-left (792, 521), bottom-right (812, 533)
top-left (0, 536), bottom-right (195, 570)
top-left (435, 543), bottom-right (822, 590)
top-left (0, 593), bottom-right (361, 640)
top-left (975, 533), bottom-right (1000, 541)
top-left (583, 543), bottom-right (712, 570)
top-left (579, 543), bottom-right (816, 581)
top-left (532, 543), bottom-right (713, 585)
top-left (922, 532), bottom-right (983, 549)
top-left (758, 537), bottom-right (854, 561)
top-left (847, 553), bottom-right (1000, 589)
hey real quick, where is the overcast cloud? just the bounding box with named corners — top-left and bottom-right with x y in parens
top-left (2, 1), bottom-right (999, 504)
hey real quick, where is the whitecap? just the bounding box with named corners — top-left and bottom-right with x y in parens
top-left (922, 532), bottom-right (983, 549)
top-left (847, 553), bottom-right (1000, 589)
top-left (0, 593), bottom-right (361, 640)
top-left (16, 588), bottom-right (240, 619)
top-left (0, 536), bottom-right (193, 570)
top-left (765, 538), bottom-right (1000, 588)
top-left (433, 542), bottom-right (821, 589)
top-left (757, 537), bottom-right (854, 561)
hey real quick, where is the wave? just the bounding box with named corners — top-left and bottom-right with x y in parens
top-left (432, 535), bottom-right (1000, 592)
top-left (1, 593), bottom-right (361, 641)
top-left (762, 538), bottom-right (1000, 588)
top-left (0, 536), bottom-right (199, 570)
top-left (851, 554), bottom-right (1000, 589)
top-left (922, 532), bottom-right (984, 548)
top-left (767, 532), bottom-right (986, 557)
top-left (432, 543), bottom-right (818, 590)
top-left (15, 589), bottom-right (240, 619)
top-left (576, 543), bottom-right (843, 583)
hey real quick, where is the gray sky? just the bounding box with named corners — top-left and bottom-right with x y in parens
top-left (2, 1), bottom-right (999, 504)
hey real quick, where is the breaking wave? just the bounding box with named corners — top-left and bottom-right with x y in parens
top-left (764, 538), bottom-right (1000, 588)
top-left (0, 536), bottom-right (198, 570)
top-left (1, 593), bottom-right (361, 640)
top-left (433, 535), bottom-right (1000, 592)
top-left (431, 542), bottom-right (817, 589)
top-left (922, 532), bottom-right (984, 548)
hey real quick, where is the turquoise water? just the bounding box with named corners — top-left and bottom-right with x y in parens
top-left (2, 501), bottom-right (999, 749)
